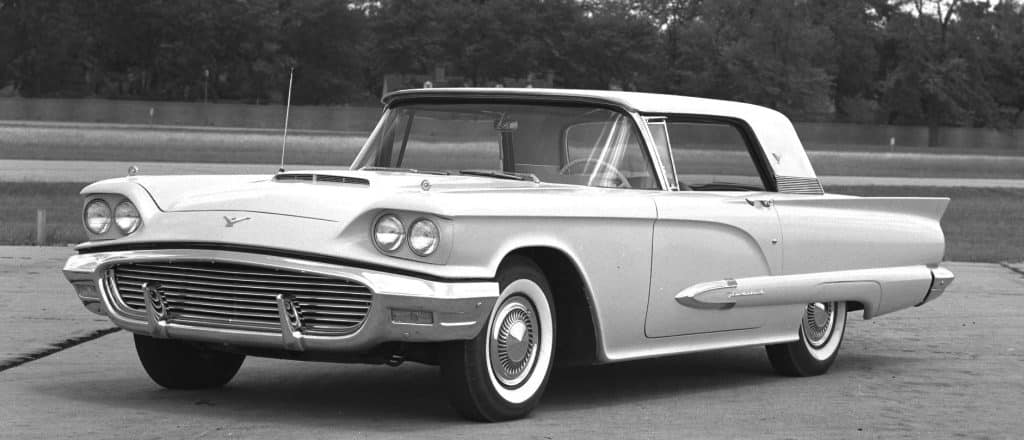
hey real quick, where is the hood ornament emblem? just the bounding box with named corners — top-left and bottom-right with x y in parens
top-left (223, 216), bottom-right (251, 227)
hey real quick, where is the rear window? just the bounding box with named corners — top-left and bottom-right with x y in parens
top-left (667, 121), bottom-right (767, 192)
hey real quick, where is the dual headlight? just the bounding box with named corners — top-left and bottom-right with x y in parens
top-left (84, 199), bottom-right (141, 235)
top-left (373, 214), bottom-right (440, 256)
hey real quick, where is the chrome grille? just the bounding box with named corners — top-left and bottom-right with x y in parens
top-left (108, 261), bottom-right (372, 335)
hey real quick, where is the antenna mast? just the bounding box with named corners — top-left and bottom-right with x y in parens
top-left (278, 67), bottom-right (295, 173)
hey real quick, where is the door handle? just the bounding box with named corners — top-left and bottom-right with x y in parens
top-left (745, 198), bottom-right (774, 208)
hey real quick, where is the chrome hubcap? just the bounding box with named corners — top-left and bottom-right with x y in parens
top-left (803, 302), bottom-right (835, 348)
top-left (488, 296), bottom-right (538, 388)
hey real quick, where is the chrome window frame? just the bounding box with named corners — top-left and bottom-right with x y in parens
top-left (637, 115), bottom-right (678, 191)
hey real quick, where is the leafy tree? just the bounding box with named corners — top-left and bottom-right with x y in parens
top-left (879, 0), bottom-right (1000, 145)
top-left (659, 0), bottom-right (834, 119)
top-left (1, 0), bottom-right (1023, 132)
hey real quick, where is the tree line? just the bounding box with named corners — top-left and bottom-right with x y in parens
top-left (1, 0), bottom-right (1022, 138)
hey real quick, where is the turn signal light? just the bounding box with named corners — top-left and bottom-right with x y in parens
top-left (391, 309), bottom-right (434, 325)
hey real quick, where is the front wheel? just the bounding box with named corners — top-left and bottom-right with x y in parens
top-left (134, 334), bottom-right (245, 389)
top-left (766, 301), bottom-right (847, 377)
top-left (441, 257), bottom-right (556, 421)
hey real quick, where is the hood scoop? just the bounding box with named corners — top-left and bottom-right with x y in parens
top-left (274, 173), bottom-right (369, 186)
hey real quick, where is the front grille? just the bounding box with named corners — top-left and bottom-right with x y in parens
top-left (107, 261), bottom-right (372, 335)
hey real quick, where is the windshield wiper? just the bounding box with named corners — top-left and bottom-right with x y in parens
top-left (361, 166), bottom-right (450, 175)
top-left (458, 169), bottom-right (540, 183)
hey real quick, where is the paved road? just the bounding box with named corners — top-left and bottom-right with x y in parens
top-left (1, 251), bottom-right (1022, 439)
top-left (4, 158), bottom-right (1024, 188)
top-left (0, 246), bottom-right (113, 368)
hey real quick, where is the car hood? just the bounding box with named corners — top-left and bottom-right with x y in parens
top-left (135, 170), bottom-right (547, 220)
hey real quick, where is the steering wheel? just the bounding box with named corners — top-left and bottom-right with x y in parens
top-left (559, 158), bottom-right (631, 189)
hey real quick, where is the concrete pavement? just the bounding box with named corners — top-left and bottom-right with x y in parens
top-left (0, 246), bottom-right (114, 370)
top-left (1, 249), bottom-right (1022, 439)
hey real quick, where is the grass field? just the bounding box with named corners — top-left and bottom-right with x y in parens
top-left (808, 151), bottom-right (1024, 179)
top-left (2, 182), bottom-right (1019, 263)
top-left (827, 185), bottom-right (1024, 263)
top-left (0, 122), bottom-right (365, 165)
top-left (0, 182), bottom-right (86, 246)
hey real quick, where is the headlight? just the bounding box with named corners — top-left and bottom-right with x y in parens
top-left (373, 214), bottom-right (405, 252)
top-left (84, 199), bottom-right (112, 234)
top-left (114, 201), bottom-right (141, 234)
top-left (408, 219), bottom-right (440, 256)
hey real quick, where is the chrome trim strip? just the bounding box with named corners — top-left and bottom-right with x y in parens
top-left (674, 266), bottom-right (941, 318)
top-left (674, 279), bottom-right (738, 309)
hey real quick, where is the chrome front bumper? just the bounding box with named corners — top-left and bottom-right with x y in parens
top-left (63, 249), bottom-right (499, 352)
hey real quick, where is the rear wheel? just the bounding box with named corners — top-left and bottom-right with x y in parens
top-left (134, 334), bottom-right (245, 389)
top-left (441, 257), bottom-right (556, 422)
top-left (766, 301), bottom-right (847, 377)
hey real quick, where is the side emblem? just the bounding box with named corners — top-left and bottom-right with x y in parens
top-left (223, 216), bottom-right (252, 227)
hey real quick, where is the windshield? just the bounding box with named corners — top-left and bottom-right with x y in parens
top-left (351, 102), bottom-right (660, 189)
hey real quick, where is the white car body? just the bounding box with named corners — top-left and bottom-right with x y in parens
top-left (63, 88), bottom-right (954, 419)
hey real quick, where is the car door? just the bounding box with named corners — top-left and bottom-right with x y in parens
top-left (644, 119), bottom-right (783, 338)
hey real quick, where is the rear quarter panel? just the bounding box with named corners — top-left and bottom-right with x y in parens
top-left (773, 194), bottom-right (948, 317)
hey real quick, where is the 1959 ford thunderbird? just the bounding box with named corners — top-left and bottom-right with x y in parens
top-left (63, 88), bottom-right (954, 421)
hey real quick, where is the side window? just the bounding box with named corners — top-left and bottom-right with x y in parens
top-left (667, 121), bottom-right (767, 192)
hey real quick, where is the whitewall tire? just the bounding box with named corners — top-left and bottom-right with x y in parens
top-left (441, 256), bottom-right (555, 421)
top-left (766, 301), bottom-right (847, 376)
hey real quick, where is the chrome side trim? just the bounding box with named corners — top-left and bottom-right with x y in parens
top-left (674, 266), bottom-right (939, 319)
top-left (674, 279), bottom-right (738, 309)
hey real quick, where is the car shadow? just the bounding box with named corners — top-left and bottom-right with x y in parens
top-left (33, 345), bottom-right (914, 429)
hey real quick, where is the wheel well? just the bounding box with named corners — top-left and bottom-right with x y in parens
top-left (846, 301), bottom-right (865, 313)
top-left (500, 247), bottom-right (598, 366)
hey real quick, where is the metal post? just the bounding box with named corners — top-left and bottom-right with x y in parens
top-left (35, 209), bottom-right (46, 245)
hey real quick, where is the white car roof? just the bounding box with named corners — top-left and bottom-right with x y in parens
top-left (383, 88), bottom-right (819, 184)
